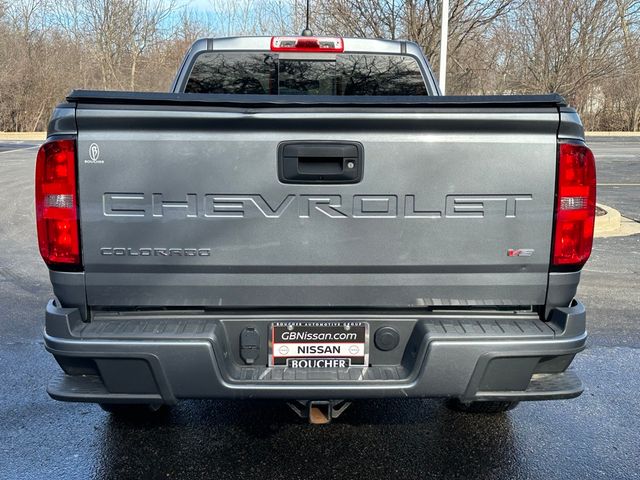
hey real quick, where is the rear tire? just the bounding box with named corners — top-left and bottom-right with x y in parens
top-left (99, 403), bottom-right (167, 417)
top-left (445, 399), bottom-right (519, 414)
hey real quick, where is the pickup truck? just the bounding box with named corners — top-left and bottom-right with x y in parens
top-left (38, 35), bottom-right (596, 422)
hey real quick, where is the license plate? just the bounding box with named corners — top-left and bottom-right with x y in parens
top-left (270, 321), bottom-right (369, 368)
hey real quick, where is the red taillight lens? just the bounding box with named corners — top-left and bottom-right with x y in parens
top-left (35, 139), bottom-right (81, 269)
top-left (271, 36), bottom-right (344, 52)
top-left (552, 142), bottom-right (596, 269)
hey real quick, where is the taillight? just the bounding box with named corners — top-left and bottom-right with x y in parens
top-left (271, 36), bottom-right (344, 52)
top-left (35, 139), bottom-right (81, 269)
top-left (552, 142), bottom-right (596, 269)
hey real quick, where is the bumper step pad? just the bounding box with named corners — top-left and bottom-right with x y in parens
top-left (474, 370), bottom-right (583, 401)
top-left (48, 373), bottom-right (163, 404)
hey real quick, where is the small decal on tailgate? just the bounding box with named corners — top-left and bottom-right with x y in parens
top-left (508, 248), bottom-right (535, 257)
top-left (84, 143), bottom-right (104, 164)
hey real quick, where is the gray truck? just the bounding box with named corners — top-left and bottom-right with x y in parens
top-left (37, 36), bottom-right (596, 422)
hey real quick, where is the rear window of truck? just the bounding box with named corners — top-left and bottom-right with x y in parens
top-left (184, 53), bottom-right (429, 96)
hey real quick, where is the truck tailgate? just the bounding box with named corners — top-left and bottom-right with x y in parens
top-left (73, 94), bottom-right (560, 308)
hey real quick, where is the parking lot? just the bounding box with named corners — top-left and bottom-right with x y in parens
top-left (0, 138), bottom-right (638, 480)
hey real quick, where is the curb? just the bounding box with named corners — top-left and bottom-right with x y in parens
top-left (594, 203), bottom-right (621, 234)
top-left (594, 203), bottom-right (640, 238)
top-left (0, 132), bottom-right (46, 141)
top-left (586, 132), bottom-right (640, 137)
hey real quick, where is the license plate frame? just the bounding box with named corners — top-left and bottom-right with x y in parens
top-left (269, 321), bottom-right (369, 368)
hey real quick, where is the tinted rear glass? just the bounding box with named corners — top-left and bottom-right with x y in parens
top-left (184, 53), bottom-right (429, 96)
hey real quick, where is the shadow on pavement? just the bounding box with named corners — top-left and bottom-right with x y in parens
top-left (94, 398), bottom-right (523, 479)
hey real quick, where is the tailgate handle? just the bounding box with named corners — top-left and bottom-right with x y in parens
top-left (278, 142), bottom-right (363, 184)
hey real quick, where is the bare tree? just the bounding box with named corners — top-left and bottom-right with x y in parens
top-left (0, 0), bottom-right (64, 131)
top-left (312, 0), bottom-right (403, 38)
top-left (313, 0), bottom-right (516, 67)
top-left (127, 0), bottom-right (177, 89)
top-left (612, 0), bottom-right (640, 130)
top-left (488, 0), bottom-right (639, 129)
top-left (208, 0), bottom-right (261, 35)
top-left (53, 0), bottom-right (176, 89)
top-left (1, 0), bottom-right (640, 131)
top-left (504, 0), bottom-right (626, 94)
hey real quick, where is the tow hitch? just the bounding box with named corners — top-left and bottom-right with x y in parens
top-left (287, 400), bottom-right (352, 424)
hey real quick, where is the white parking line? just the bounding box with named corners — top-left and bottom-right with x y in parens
top-left (595, 154), bottom-right (638, 158)
top-left (0, 146), bottom-right (38, 155)
top-left (598, 183), bottom-right (640, 186)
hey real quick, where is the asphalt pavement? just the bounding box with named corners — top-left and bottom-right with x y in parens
top-left (589, 136), bottom-right (640, 221)
top-left (0, 138), bottom-right (639, 480)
